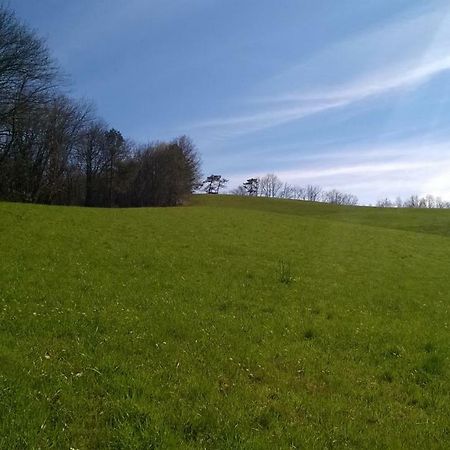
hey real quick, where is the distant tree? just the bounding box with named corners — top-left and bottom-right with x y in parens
top-left (292, 186), bottom-right (307, 200)
top-left (259, 173), bottom-right (282, 198)
top-left (404, 195), bottom-right (420, 208)
top-left (375, 194), bottom-right (450, 209)
top-left (279, 182), bottom-right (295, 199)
top-left (104, 128), bottom-right (127, 206)
top-left (174, 135), bottom-right (202, 192)
top-left (0, 94), bottom-right (91, 204)
top-left (323, 189), bottom-right (358, 206)
top-left (343, 193), bottom-right (359, 206)
top-left (305, 184), bottom-right (322, 202)
top-left (231, 185), bottom-right (247, 196)
top-left (127, 140), bottom-right (201, 207)
top-left (423, 195), bottom-right (435, 209)
top-left (37, 96), bottom-right (91, 204)
top-left (0, 7), bottom-right (58, 125)
top-left (0, 6), bottom-right (59, 197)
top-left (376, 198), bottom-right (393, 208)
top-left (435, 197), bottom-right (450, 209)
top-left (202, 174), bottom-right (228, 194)
top-left (243, 178), bottom-right (259, 196)
top-left (78, 119), bottom-right (108, 207)
top-left (0, 5), bottom-right (203, 208)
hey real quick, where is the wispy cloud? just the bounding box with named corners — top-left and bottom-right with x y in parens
top-left (188, 4), bottom-right (450, 138)
top-left (191, 99), bottom-right (347, 135)
top-left (261, 56), bottom-right (450, 105)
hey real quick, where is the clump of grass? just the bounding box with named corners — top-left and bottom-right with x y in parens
top-left (424, 342), bottom-right (436, 353)
top-left (304, 328), bottom-right (316, 340)
top-left (380, 370), bottom-right (394, 383)
top-left (384, 346), bottom-right (402, 358)
top-left (421, 355), bottom-right (444, 376)
top-left (278, 259), bottom-right (293, 285)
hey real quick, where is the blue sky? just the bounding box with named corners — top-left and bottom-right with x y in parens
top-left (11, 0), bottom-right (450, 203)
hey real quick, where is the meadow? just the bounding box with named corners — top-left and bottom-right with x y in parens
top-left (0, 195), bottom-right (449, 449)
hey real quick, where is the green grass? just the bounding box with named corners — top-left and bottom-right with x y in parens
top-left (0, 195), bottom-right (449, 449)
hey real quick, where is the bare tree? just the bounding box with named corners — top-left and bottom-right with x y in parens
top-left (292, 185), bottom-right (306, 200)
top-left (259, 173), bottom-right (282, 198)
top-left (423, 195), bottom-right (435, 209)
top-left (231, 185), bottom-right (247, 196)
top-left (376, 198), bottom-right (393, 208)
top-left (279, 182), bottom-right (296, 199)
top-left (395, 197), bottom-right (403, 208)
top-left (305, 184), bottom-right (322, 201)
top-left (323, 189), bottom-right (358, 206)
top-left (376, 194), bottom-right (450, 209)
top-left (435, 197), bottom-right (449, 209)
top-left (174, 135), bottom-right (202, 193)
top-left (404, 195), bottom-right (420, 208)
top-left (78, 119), bottom-right (108, 206)
top-left (0, 6), bottom-right (60, 196)
top-left (104, 128), bottom-right (127, 206)
top-left (0, 7), bottom-right (58, 160)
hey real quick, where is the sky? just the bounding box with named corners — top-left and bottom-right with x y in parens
top-left (10, 0), bottom-right (450, 203)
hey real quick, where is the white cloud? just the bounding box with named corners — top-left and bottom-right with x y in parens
top-left (263, 56), bottom-right (450, 105)
top-left (189, 4), bottom-right (450, 138)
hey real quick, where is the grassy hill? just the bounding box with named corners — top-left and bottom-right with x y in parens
top-left (0, 195), bottom-right (449, 449)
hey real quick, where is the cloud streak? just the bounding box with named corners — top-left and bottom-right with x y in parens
top-left (188, 5), bottom-right (450, 138)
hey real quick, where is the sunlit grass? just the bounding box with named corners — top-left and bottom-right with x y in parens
top-left (0, 196), bottom-right (449, 448)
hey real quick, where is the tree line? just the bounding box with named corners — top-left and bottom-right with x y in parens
top-left (376, 195), bottom-right (450, 209)
top-left (0, 6), bottom-right (201, 207)
top-left (3, 6), bottom-right (448, 210)
top-left (203, 173), bottom-right (450, 208)
top-left (229, 173), bottom-right (359, 205)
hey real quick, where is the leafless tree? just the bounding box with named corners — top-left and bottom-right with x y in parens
top-left (323, 189), bottom-right (358, 205)
top-left (376, 198), bottom-right (394, 208)
top-left (231, 185), bottom-right (247, 196)
top-left (259, 173), bottom-right (282, 198)
top-left (103, 128), bottom-right (128, 206)
top-left (435, 197), bottom-right (449, 209)
top-left (0, 7), bottom-right (58, 161)
top-left (422, 195), bottom-right (435, 209)
top-left (174, 135), bottom-right (202, 192)
top-left (78, 119), bottom-right (108, 206)
top-left (403, 195), bottom-right (420, 208)
top-left (292, 186), bottom-right (307, 200)
top-left (305, 184), bottom-right (322, 201)
top-left (279, 182), bottom-right (296, 199)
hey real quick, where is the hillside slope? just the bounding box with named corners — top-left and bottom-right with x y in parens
top-left (0, 197), bottom-right (449, 449)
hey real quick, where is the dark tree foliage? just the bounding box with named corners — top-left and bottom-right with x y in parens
top-left (243, 178), bottom-right (259, 196)
top-left (122, 139), bottom-right (202, 207)
top-left (202, 175), bottom-right (228, 194)
top-left (0, 6), bottom-right (201, 207)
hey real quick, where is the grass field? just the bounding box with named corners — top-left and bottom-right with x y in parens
top-left (0, 195), bottom-right (449, 449)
